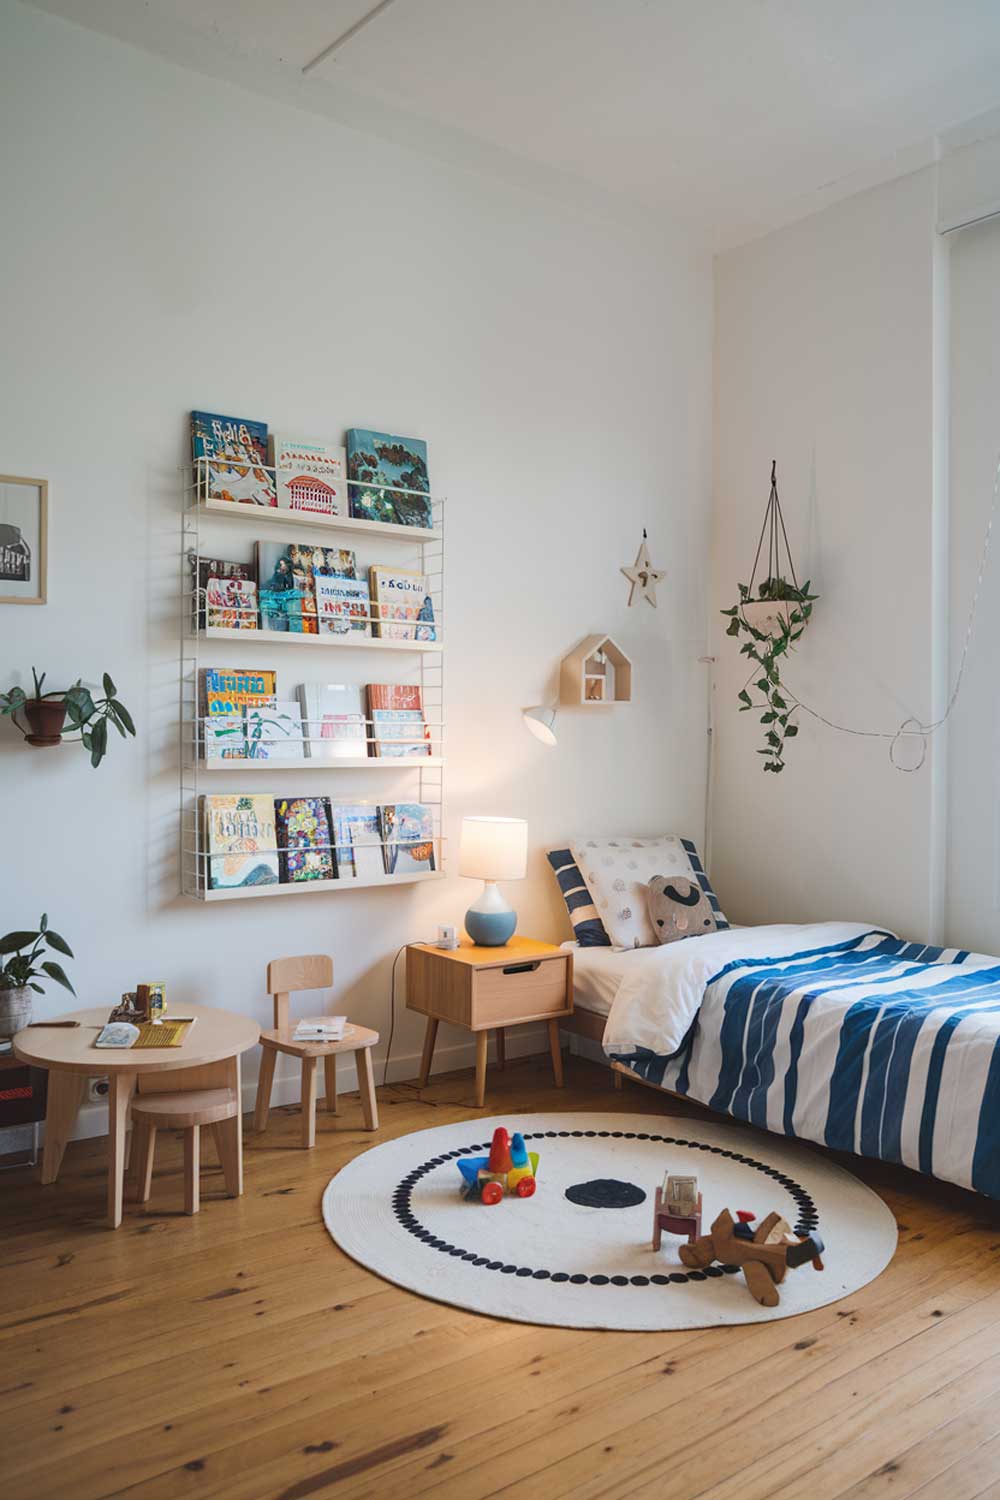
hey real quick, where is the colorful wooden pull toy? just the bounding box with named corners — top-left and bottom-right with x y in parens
top-left (679, 1207), bottom-right (825, 1307)
top-left (457, 1127), bottom-right (539, 1204)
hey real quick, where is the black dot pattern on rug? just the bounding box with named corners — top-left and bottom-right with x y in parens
top-left (389, 1129), bottom-right (821, 1290)
top-left (564, 1179), bottom-right (647, 1209)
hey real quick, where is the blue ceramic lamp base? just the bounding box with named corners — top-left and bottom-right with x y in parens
top-left (464, 881), bottom-right (517, 947)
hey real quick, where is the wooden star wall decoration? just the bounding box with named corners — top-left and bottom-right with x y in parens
top-left (621, 530), bottom-right (666, 608)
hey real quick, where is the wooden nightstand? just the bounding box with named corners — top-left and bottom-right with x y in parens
top-left (407, 938), bottom-right (574, 1106)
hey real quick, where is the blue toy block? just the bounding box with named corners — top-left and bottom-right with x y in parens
top-left (457, 1156), bottom-right (489, 1187)
top-left (510, 1133), bottom-right (529, 1167)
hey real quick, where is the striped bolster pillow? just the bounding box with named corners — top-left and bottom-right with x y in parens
top-left (546, 848), bottom-right (612, 947)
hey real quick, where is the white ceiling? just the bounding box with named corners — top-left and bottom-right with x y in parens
top-left (24, 0), bottom-right (1000, 247)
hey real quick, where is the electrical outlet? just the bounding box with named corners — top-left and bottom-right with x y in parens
top-left (87, 1077), bottom-right (110, 1105)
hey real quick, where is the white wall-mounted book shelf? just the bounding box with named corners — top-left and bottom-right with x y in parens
top-left (194, 626), bottom-right (440, 652)
top-left (191, 869), bottom-right (445, 902)
top-left (179, 456), bottom-right (445, 902)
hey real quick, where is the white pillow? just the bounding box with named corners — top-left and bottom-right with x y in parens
top-left (570, 835), bottom-right (715, 950)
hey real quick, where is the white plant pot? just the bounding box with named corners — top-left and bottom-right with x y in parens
top-left (0, 986), bottom-right (33, 1038)
top-left (740, 599), bottom-right (802, 637)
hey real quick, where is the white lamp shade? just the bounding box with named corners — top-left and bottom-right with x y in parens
top-left (522, 704), bottom-right (557, 746)
top-left (459, 816), bottom-right (528, 881)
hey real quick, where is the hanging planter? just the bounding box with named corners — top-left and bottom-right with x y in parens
top-left (720, 462), bottom-right (817, 774)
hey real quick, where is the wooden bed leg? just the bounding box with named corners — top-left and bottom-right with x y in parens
top-left (613, 1066), bottom-right (624, 1091)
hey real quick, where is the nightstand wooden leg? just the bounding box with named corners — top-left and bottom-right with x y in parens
top-left (495, 1028), bottom-right (506, 1069)
top-left (474, 1031), bottom-right (489, 1107)
top-left (418, 1017), bottom-right (438, 1087)
top-left (547, 1019), bottom-right (564, 1088)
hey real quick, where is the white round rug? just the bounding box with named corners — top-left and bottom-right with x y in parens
top-left (322, 1113), bottom-right (898, 1330)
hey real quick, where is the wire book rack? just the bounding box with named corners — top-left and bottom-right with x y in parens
top-left (179, 466), bottom-right (445, 901)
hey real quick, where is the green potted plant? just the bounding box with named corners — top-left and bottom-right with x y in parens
top-left (739, 575), bottom-right (811, 637)
top-left (0, 668), bottom-right (135, 767)
top-left (720, 577), bottom-right (817, 774)
top-left (0, 916), bottom-right (75, 1038)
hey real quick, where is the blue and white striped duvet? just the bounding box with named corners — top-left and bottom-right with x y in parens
top-left (603, 923), bottom-right (1000, 1199)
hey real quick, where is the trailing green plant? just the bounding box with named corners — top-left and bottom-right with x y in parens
top-left (0, 667), bottom-right (136, 767)
top-left (0, 915), bottom-right (75, 995)
top-left (720, 577), bottom-right (818, 773)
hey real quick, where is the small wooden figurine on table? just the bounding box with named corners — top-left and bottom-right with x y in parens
top-left (652, 1173), bottom-right (702, 1250)
top-left (679, 1207), bottom-right (825, 1307)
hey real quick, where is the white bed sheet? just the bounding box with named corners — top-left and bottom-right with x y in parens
top-left (562, 941), bottom-right (633, 1019)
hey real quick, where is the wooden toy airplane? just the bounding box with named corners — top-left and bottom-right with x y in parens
top-left (679, 1207), bottom-right (825, 1307)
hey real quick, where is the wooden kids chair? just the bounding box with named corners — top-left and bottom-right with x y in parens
top-left (253, 954), bottom-right (379, 1147)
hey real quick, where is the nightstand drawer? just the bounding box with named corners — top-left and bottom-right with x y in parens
top-left (471, 956), bottom-right (570, 1027)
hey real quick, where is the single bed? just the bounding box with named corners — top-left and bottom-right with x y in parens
top-left (561, 923), bottom-right (1000, 1200)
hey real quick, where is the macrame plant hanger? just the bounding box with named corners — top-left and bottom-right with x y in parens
top-left (745, 460), bottom-right (800, 608)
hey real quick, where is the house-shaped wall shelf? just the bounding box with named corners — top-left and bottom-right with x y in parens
top-left (559, 634), bottom-right (633, 706)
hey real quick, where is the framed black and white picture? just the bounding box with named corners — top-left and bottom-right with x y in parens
top-left (0, 475), bottom-right (47, 606)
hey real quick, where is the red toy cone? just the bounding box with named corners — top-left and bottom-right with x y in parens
top-left (488, 1127), bottom-right (513, 1174)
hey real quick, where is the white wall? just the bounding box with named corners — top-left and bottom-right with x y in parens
top-left (712, 169), bottom-right (941, 936)
top-left (0, 1), bottom-right (713, 1118)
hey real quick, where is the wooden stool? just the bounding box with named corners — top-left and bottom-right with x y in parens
top-left (253, 955), bottom-right (380, 1148)
top-left (130, 1087), bottom-right (239, 1215)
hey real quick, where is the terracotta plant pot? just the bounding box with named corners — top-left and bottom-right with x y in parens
top-left (0, 986), bottom-right (33, 1038)
top-left (740, 599), bottom-right (803, 637)
top-left (23, 696), bottom-right (67, 747)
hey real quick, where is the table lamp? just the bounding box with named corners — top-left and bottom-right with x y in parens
top-left (459, 816), bottom-right (528, 946)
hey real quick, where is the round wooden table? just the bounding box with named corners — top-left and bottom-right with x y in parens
top-left (13, 1005), bottom-right (260, 1228)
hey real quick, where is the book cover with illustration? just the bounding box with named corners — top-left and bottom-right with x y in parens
top-left (191, 411), bottom-right (276, 507)
top-left (273, 437), bottom-right (348, 516)
top-left (379, 803), bottom-right (436, 876)
top-left (298, 684), bottom-right (367, 760)
top-left (366, 682), bottom-right (430, 757)
top-left (313, 546), bottom-right (357, 579)
top-left (347, 805), bottom-right (384, 881)
top-left (369, 567), bottom-right (436, 641)
top-left (329, 802), bottom-right (361, 876)
top-left (204, 714), bottom-right (245, 761)
top-left (243, 700), bottom-right (305, 761)
top-left (346, 429), bottom-right (432, 528)
top-left (202, 794), bottom-right (279, 889)
top-left (256, 541), bottom-right (317, 633)
top-left (275, 796), bottom-right (336, 883)
top-left (206, 576), bottom-right (258, 631)
top-left (315, 574), bottom-right (371, 636)
top-left (188, 553), bottom-right (254, 630)
top-left (199, 667), bottom-right (277, 719)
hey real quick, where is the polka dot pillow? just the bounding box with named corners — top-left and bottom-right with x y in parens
top-left (569, 835), bottom-right (728, 950)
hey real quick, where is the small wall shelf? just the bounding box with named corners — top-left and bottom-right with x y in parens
top-left (195, 627), bottom-right (440, 653)
top-left (189, 496), bottom-right (440, 544)
top-left (192, 869), bottom-right (444, 902)
top-left (559, 634), bottom-right (633, 706)
top-left (197, 756), bottom-right (445, 772)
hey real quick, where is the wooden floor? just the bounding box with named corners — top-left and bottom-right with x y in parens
top-left (3, 1053), bottom-right (1000, 1500)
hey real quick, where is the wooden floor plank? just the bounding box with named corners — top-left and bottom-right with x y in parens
top-left (1, 1056), bottom-right (999, 1500)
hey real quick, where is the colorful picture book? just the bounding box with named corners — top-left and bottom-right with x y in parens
top-left (189, 554), bottom-right (254, 630)
top-left (273, 437), bottom-right (348, 516)
top-left (204, 715), bottom-right (246, 762)
top-left (244, 701), bottom-right (305, 761)
top-left (329, 802), bottom-right (360, 877)
top-left (257, 540), bottom-right (317, 633)
top-left (298, 684), bottom-right (367, 760)
top-left (191, 412), bottom-right (276, 507)
top-left (315, 573), bottom-right (371, 636)
top-left (380, 803), bottom-right (437, 876)
top-left (206, 575), bottom-right (258, 630)
top-left (369, 566), bottom-right (436, 641)
top-left (275, 797), bottom-right (336, 883)
top-left (346, 429), bottom-right (432, 529)
top-left (202, 794), bottom-right (279, 890)
top-left (200, 667), bottom-right (277, 718)
top-left (366, 683), bottom-right (430, 757)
